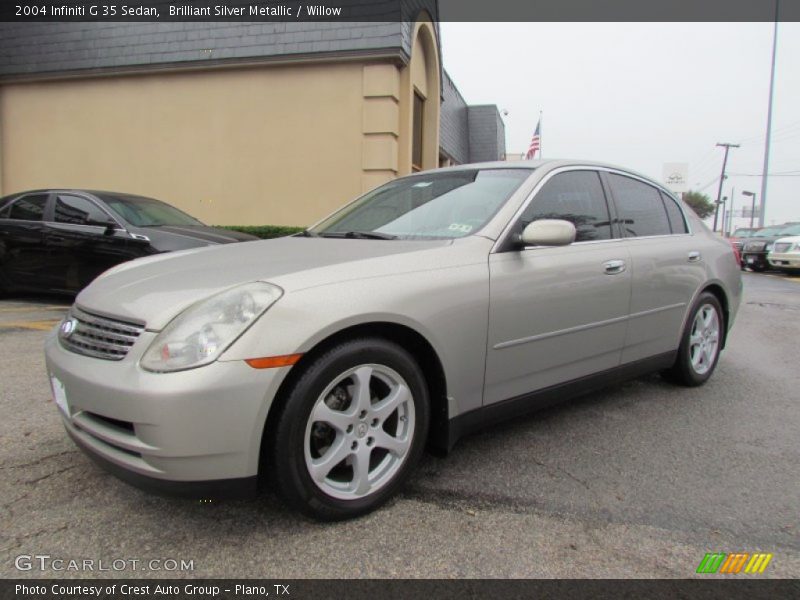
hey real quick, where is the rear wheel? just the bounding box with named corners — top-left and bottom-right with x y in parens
top-left (664, 292), bottom-right (723, 386)
top-left (269, 338), bottom-right (429, 520)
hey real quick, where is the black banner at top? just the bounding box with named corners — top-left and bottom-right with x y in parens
top-left (2, 0), bottom-right (799, 22)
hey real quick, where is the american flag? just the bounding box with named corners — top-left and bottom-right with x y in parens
top-left (525, 118), bottom-right (541, 160)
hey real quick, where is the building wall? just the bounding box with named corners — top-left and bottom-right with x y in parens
top-left (467, 105), bottom-right (506, 163)
top-left (0, 62), bottom-right (379, 226)
top-left (439, 70), bottom-right (469, 165)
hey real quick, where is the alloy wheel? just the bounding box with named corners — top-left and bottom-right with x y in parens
top-left (303, 364), bottom-right (415, 500)
top-left (688, 304), bottom-right (720, 375)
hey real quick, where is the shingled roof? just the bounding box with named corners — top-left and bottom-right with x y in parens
top-left (0, 1), bottom-right (438, 78)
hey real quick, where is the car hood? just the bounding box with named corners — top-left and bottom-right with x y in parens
top-left (772, 235), bottom-right (800, 246)
top-left (76, 236), bottom-right (465, 330)
top-left (138, 224), bottom-right (259, 243)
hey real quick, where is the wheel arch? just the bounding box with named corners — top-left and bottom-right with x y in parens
top-left (258, 321), bottom-right (450, 479)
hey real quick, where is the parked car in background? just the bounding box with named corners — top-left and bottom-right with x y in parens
top-left (0, 189), bottom-right (257, 295)
top-left (45, 160), bottom-right (742, 520)
top-left (741, 224), bottom-right (800, 272)
top-left (768, 235), bottom-right (800, 273)
top-left (728, 227), bottom-right (758, 266)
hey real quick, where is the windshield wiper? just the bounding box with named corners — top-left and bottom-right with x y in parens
top-left (319, 231), bottom-right (397, 240)
top-left (298, 229), bottom-right (318, 237)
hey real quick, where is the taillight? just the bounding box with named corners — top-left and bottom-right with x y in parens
top-left (729, 241), bottom-right (741, 265)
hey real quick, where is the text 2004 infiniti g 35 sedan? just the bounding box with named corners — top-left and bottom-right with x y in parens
top-left (45, 160), bottom-right (742, 520)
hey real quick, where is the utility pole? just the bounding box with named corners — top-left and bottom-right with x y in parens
top-left (713, 143), bottom-right (739, 232)
top-left (726, 188), bottom-right (735, 236)
top-left (759, 2), bottom-right (779, 227)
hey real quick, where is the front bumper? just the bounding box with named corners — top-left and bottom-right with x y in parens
top-left (767, 252), bottom-right (800, 269)
top-left (44, 329), bottom-right (288, 496)
top-left (741, 252), bottom-right (769, 269)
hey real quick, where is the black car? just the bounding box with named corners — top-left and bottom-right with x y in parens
top-left (0, 189), bottom-right (258, 295)
top-left (740, 223), bottom-right (800, 272)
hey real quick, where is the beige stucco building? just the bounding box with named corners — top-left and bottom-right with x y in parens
top-left (0, 13), bottom-right (505, 227)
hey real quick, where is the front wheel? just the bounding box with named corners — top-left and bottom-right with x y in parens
top-left (663, 292), bottom-right (724, 386)
top-left (269, 338), bottom-right (429, 520)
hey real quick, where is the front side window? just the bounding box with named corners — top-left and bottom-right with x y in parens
top-left (54, 195), bottom-right (112, 226)
top-left (515, 170), bottom-right (612, 243)
top-left (311, 169), bottom-right (532, 240)
top-left (7, 194), bottom-right (48, 221)
top-left (608, 174), bottom-right (671, 237)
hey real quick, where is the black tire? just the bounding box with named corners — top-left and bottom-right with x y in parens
top-left (269, 337), bottom-right (430, 521)
top-left (750, 263), bottom-right (767, 272)
top-left (663, 292), bottom-right (724, 387)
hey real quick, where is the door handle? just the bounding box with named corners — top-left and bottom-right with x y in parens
top-left (603, 259), bottom-right (626, 275)
top-left (688, 251), bottom-right (702, 263)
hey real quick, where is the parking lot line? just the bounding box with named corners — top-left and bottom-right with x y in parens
top-left (0, 305), bottom-right (69, 313)
top-left (0, 319), bottom-right (61, 331)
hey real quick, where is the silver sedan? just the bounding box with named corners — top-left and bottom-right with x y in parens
top-left (44, 160), bottom-right (742, 520)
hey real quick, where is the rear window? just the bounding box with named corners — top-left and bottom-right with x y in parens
top-left (660, 192), bottom-right (688, 234)
top-left (608, 174), bottom-right (671, 237)
top-left (6, 194), bottom-right (48, 221)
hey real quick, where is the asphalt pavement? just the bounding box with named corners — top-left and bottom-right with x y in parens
top-left (1, 273), bottom-right (798, 578)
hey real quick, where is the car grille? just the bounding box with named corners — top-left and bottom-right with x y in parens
top-left (773, 242), bottom-right (792, 253)
top-left (58, 307), bottom-right (145, 361)
top-left (744, 241), bottom-right (767, 252)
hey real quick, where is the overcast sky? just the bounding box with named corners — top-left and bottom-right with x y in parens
top-left (440, 22), bottom-right (800, 228)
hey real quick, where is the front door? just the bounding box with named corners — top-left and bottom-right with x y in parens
top-left (485, 169), bottom-right (632, 405)
top-left (45, 194), bottom-right (134, 292)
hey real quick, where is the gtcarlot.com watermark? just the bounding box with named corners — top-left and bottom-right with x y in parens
top-left (14, 554), bottom-right (195, 572)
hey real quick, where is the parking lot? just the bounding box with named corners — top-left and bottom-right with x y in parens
top-left (1, 272), bottom-right (798, 578)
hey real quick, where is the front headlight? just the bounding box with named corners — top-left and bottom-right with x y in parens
top-left (141, 282), bottom-right (283, 373)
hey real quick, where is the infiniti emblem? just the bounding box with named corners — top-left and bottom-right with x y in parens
top-left (356, 423), bottom-right (368, 438)
top-left (60, 318), bottom-right (78, 338)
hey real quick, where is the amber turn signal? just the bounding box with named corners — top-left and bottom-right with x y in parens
top-left (245, 354), bottom-right (303, 369)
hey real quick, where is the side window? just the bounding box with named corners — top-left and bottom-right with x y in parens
top-left (7, 194), bottom-right (48, 221)
top-left (54, 195), bottom-right (111, 226)
top-left (517, 170), bottom-right (612, 242)
top-left (660, 192), bottom-right (688, 234)
top-left (608, 174), bottom-right (671, 237)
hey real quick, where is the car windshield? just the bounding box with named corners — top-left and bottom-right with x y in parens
top-left (754, 226), bottom-right (784, 237)
top-left (778, 224), bottom-right (800, 236)
top-left (98, 193), bottom-right (205, 227)
top-left (731, 229), bottom-right (754, 237)
top-left (310, 169), bottom-right (533, 240)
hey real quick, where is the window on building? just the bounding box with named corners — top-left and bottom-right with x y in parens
top-left (412, 91), bottom-right (424, 172)
top-left (660, 192), bottom-right (688, 234)
top-left (7, 194), bottom-right (48, 221)
top-left (607, 174), bottom-right (671, 237)
top-left (516, 170), bottom-right (613, 242)
top-left (54, 195), bottom-right (112, 226)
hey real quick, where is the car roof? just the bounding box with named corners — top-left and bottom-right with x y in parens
top-left (0, 189), bottom-right (161, 206)
top-left (428, 159), bottom-right (674, 194)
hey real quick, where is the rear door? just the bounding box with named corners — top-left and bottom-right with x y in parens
top-left (603, 171), bottom-right (706, 363)
top-left (45, 194), bottom-right (134, 292)
top-left (485, 169), bottom-right (632, 405)
top-left (0, 193), bottom-right (52, 290)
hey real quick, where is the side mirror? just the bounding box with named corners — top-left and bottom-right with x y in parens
top-left (87, 218), bottom-right (118, 235)
top-left (519, 219), bottom-right (576, 247)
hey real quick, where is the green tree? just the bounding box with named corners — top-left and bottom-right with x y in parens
top-left (682, 191), bottom-right (716, 219)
